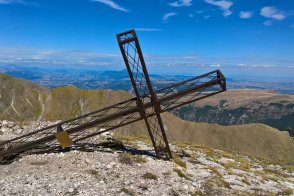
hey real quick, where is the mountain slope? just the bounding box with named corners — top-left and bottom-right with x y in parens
top-left (173, 89), bottom-right (294, 133)
top-left (0, 73), bottom-right (48, 121)
top-left (0, 73), bottom-right (131, 121)
top-left (0, 73), bottom-right (294, 164)
top-left (163, 113), bottom-right (294, 165)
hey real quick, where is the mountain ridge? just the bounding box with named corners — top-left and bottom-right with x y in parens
top-left (173, 89), bottom-right (294, 134)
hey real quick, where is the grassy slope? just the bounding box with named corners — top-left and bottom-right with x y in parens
top-left (1, 73), bottom-right (294, 164)
top-left (163, 113), bottom-right (294, 165)
top-left (0, 73), bottom-right (48, 121)
top-left (44, 85), bottom-right (131, 120)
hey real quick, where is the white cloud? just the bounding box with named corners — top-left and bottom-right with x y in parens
top-left (92, 0), bottom-right (129, 12)
top-left (223, 10), bottom-right (232, 17)
top-left (260, 6), bottom-right (285, 20)
top-left (169, 0), bottom-right (192, 7)
top-left (237, 64), bottom-right (246, 67)
top-left (0, 48), bottom-right (120, 67)
top-left (204, 15), bottom-right (210, 19)
top-left (189, 14), bottom-right (195, 18)
top-left (239, 11), bottom-right (253, 19)
top-left (211, 63), bottom-right (221, 67)
top-left (264, 20), bottom-right (272, 26)
top-left (134, 28), bottom-right (162, 32)
top-left (163, 12), bottom-right (178, 21)
top-left (237, 64), bottom-right (276, 68)
top-left (0, 0), bottom-right (25, 4)
top-left (195, 10), bottom-right (205, 14)
top-left (205, 0), bottom-right (232, 10)
top-left (251, 64), bottom-right (275, 68)
top-left (204, 0), bottom-right (233, 17)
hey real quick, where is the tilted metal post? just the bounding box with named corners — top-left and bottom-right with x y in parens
top-left (117, 30), bottom-right (172, 159)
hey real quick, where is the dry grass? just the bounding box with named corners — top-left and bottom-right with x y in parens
top-left (241, 177), bottom-right (251, 185)
top-left (207, 166), bottom-right (222, 178)
top-left (29, 161), bottom-right (49, 166)
top-left (118, 153), bottom-right (147, 165)
top-left (173, 168), bottom-right (190, 180)
top-left (223, 161), bottom-right (235, 169)
top-left (118, 153), bottom-right (134, 165)
top-left (190, 191), bottom-right (204, 196)
top-left (133, 155), bottom-right (147, 163)
top-left (162, 171), bottom-right (171, 176)
top-left (264, 168), bottom-right (290, 178)
top-left (121, 188), bottom-right (136, 196)
top-left (87, 169), bottom-right (99, 178)
top-left (282, 188), bottom-right (293, 195)
top-left (237, 158), bottom-right (250, 170)
top-left (222, 151), bottom-right (235, 159)
top-left (172, 153), bottom-right (187, 168)
top-left (142, 172), bottom-right (157, 180)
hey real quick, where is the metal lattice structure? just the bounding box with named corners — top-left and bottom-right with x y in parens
top-left (0, 30), bottom-right (226, 161)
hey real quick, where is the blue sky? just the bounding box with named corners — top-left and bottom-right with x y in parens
top-left (0, 0), bottom-right (294, 77)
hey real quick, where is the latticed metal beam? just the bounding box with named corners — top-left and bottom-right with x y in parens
top-left (117, 30), bottom-right (171, 159)
top-left (0, 30), bottom-right (226, 161)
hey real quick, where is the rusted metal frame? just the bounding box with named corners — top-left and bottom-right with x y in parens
top-left (217, 70), bottom-right (226, 91)
top-left (117, 29), bottom-right (135, 37)
top-left (155, 70), bottom-right (220, 94)
top-left (71, 108), bottom-right (140, 142)
top-left (132, 31), bottom-right (171, 158)
top-left (117, 30), bottom-right (171, 158)
top-left (158, 76), bottom-right (216, 99)
top-left (73, 111), bottom-right (145, 143)
top-left (117, 32), bottom-right (159, 156)
top-left (158, 77), bottom-right (223, 105)
top-left (2, 71), bottom-right (224, 157)
top-left (162, 89), bottom-right (225, 112)
top-left (122, 43), bottom-right (147, 96)
top-left (69, 72), bottom-right (224, 158)
top-left (0, 30), bottom-right (228, 161)
top-left (160, 89), bottom-right (205, 111)
top-left (0, 77), bottom-right (225, 160)
top-left (159, 77), bottom-right (222, 111)
top-left (155, 73), bottom-right (218, 99)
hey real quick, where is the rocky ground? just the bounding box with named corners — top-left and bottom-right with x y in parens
top-left (0, 121), bottom-right (294, 195)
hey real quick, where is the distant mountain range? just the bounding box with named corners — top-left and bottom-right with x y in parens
top-left (1, 64), bottom-right (294, 94)
top-left (0, 73), bottom-right (294, 165)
